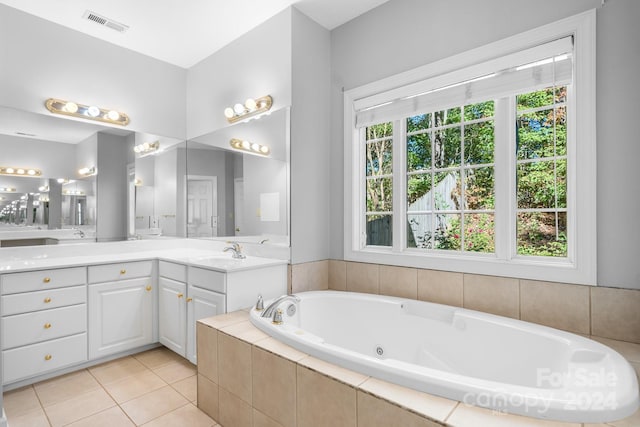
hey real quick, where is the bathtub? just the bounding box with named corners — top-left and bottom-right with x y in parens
top-left (249, 291), bottom-right (639, 423)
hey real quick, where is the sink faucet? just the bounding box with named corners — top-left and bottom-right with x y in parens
top-left (73, 228), bottom-right (85, 238)
top-left (223, 241), bottom-right (246, 259)
top-left (261, 294), bottom-right (301, 319)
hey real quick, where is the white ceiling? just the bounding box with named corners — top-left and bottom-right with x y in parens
top-left (0, 0), bottom-right (389, 69)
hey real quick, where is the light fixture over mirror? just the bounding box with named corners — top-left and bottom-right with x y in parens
top-left (133, 140), bottom-right (160, 155)
top-left (0, 166), bottom-right (42, 177)
top-left (78, 166), bottom-right (96, 177)
top-left (45, 98), bottom-right (130, 126)
top-left (229, 138), bottom-right (270, 156)
top-left (223, 95), bottom-right (273, 124)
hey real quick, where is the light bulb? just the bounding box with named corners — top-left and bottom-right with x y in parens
top-left (64, 102), bottom-right (79, 113)
top-left (16, 169), bottom-right (25, 175)
top-left (57, 178), bottom-right (66, 183)
top-left (27, 169), bottom-right (36, 175)
top-left (260, 146), bottom-right (270, 154)
top-left (234, 103), bottom-right (245, 115)
top-left (251, 143), bottom-right (260, 152)
top-left (245, 98), bottom-right (257, 111)
top-left (87, 106), bottom-right (100, 117)
top-left (5, 168), bottom-right (14, 174)
top-left (78, 167), bottom-right (89, 175)
top-left (107, 110), bottom-right (120, 121)
top-left (143, 142), bottom-right (150, 150)
top-left (224, 107), bottom-right (235, 119)
top-left (241, 140), bottom-right (251, 149)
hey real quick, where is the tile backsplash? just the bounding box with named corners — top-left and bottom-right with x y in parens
top-left (289, 259), bottom-right (640, 345)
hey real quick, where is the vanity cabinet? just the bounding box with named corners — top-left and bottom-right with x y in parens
top-left (158, 261), bottom-right (224, 364)
top-left (0, 267), bottom-right (87, 384)
top-left (87, 261), bottom-right (155, 359)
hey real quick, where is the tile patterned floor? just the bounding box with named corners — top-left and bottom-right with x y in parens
top-left (2, 347), bottom-right (219, 427)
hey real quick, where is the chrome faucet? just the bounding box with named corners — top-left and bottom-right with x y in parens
top-left (223, 241), bottom-right (246, 259)
top-left (73, 228), bottom-right (85, 238)
top-left (261, 294), bottom-right (301, 318)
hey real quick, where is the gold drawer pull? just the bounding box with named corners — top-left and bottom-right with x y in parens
top-left (44, 354), bottom-right (52, 361)
top-left (44, 297), bottom-right (52, 303)
top-left (44, 323), bottom-right (52, 329)
top-left (43, 277), bottom-right (51, 283)
top-left (120, 269), bottom-right (127, 275)
top-left (186, 297), bottom-right (193, 303)
top-left (177, 293), bottom-right (184, 298)
top-left (146, 285), bottom-right (152, 292)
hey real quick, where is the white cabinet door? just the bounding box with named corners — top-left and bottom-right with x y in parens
top-left (186, 285), bottom-right (225, 364)
top-left (88, 277), bottom-right (154, 359)
top-left (158, 277), bottom-right (186, 357)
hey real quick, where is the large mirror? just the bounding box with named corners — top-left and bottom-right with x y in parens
top-left (186, 107), bottom-right (289, 246)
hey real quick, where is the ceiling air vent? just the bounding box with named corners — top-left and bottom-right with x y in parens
top-left (82, 10), bottom-right (129, 33)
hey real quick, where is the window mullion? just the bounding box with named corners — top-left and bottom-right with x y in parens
top-left (392, 119), bottom-right (405, 252)
top-left (493, 97), bottom-right (514, 260)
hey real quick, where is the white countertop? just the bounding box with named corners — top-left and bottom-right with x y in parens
top-left (0, 238), bottom-right (289, 274)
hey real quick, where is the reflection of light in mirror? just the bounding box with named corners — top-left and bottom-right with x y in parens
top-left (0, 166), bottom-right (42, 177)
top-left (78, 166), bottom-right (96, 176)
top-left (133, 140), bottom-right (160, 155)
top-left (0, 187), bottom-right (16, 192)
top-left (229, 138), bottom-right (270, 156)
top-left (63, 190), bottom-right (85, 196)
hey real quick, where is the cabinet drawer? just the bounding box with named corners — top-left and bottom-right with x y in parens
top-left (3, 333), bottom-right (87, 384)
top-left (1, 267), bottom-right (86, 295)
top-left (1, 285), bottom-right (86, 316)
top-left (188, 266), bottom-right (225, 293)
top-left (88, 260), bottom-right (153, 283)
top-left (2, 304), bottom-right (87, 349)
top-left (159, 261), bottom-right (186, 283)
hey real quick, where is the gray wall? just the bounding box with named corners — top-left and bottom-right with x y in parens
top-left (0, 4), bottom-right (187, 139)
top-left (329, 0), bottom-right (640, 289)
top-left (96, 133), bottom-right (128, 241)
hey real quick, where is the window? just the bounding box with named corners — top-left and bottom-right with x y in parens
top-left (345, 11), bottom-right (596, 285)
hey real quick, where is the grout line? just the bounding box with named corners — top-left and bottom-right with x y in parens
top-left (443, 401), bottom-right (460, 423)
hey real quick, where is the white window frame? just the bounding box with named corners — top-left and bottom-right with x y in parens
top-left (344, 10), bottom-right (596, 285)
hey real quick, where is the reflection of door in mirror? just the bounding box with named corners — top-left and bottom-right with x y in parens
top-left (234, 178), bottom-right (244, 235)
top-left (187, 176), bottom-right (217, 237)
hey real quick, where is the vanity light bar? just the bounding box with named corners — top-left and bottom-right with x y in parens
top-left (0, 187), bottom-right (17, 192)
top-left (45, 98), bottom-right (130, 126)
top-left (133, 141), bottom-right (160, 154)
top-left (63, 190), bottom-right (85, 196)
top-left (0, 167), bottom-right (42, 177)
top-left (229, 138), bottom-right (270, 156)
top-left (78, 166), bottom-right (97, 177)
top-left (224, 95), bottom-right (273, 124)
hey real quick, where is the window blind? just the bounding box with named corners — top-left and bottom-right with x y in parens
top-left (355, 36), bottom-right (573, 128)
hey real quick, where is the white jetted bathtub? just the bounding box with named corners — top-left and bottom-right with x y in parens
top-left (249, 291), bottom-right (639, 423)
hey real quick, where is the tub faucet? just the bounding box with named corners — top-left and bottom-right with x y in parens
top-left (261, 294), bottom-right (301, 318)
top-left (223, 241), bottom-right (246, 259)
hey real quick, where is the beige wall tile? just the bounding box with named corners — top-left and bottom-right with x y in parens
top-left (253, 337), bottom-right (307, 362)
top-left (356, 391), bottom-right (442, 427)
top-left (253, 409), bottom-right (284, 427)
top-left (329, 259), bottom-right (347, 291)
top-left (291, 260), bottom-right (329, 293)
top-left (447, 402), bottom-right (580, 426)
top-left (589, 337), bottom-right (640, 363)
top-left (296, 365), bottom-right (357, 427)
top-left (346, 262), bottom-right (379, 294)
top-left (252, 347), bottom-right (297, 427)
top-left (520, 280), bottom-right (590, 335)
top-left (287, 264), bottom-right (292, 294)
top-left (198, 310), bottom-right (249, 330)
top-left (417, 269), bottom-right (463, 307)
top-left (358, 378), bottom-right (456, 423)
top-left (591, 287), bottom-right (640, 344)
top-left (218, 332), bottom-right (253, 404)
top-left (379, 265), bottom-right (418, 299)
top-left (297, 356), bottom-right (369, 387)
top-left (197, 323), bottom-right (218, 383)
top-left (218, 387), bottom-right (253, 427)
top-left (463, 274), bottom-right (520, 319)
top-left (197, 374), bottom-right (219, 422)
top-left (220, 320), bottom-right (269, 344)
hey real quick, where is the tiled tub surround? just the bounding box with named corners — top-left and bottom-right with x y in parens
top-left (289, 260), bottom-right (640, 346)
top-left (196, 310), bottom-right (640, 427)
top-left (249, 291), bottom-right (639, 423)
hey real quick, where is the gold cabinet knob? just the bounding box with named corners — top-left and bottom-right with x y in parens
top-left (44, 354), bottom-right (52, 361)
top-left (44, 297), bottom-right (52, 303)
top-left (44, 323), bottom-right (52, 329)
top-left (43, 277), bottom-right (51, 283)
top-left (186, 297), bottom-right (193, 303)
top-left (145, 285), bottom-right (152, 292)
top-left (177, 293), bottom-right (184, 298)
top-left (120, 269), bottom-right (126, 275)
